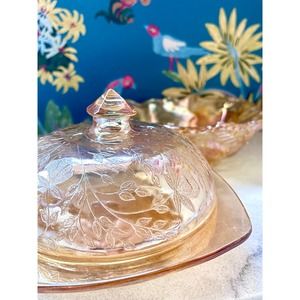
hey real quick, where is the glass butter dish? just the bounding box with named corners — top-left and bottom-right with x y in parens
top-left (38, 89), bottom-right (251, 293)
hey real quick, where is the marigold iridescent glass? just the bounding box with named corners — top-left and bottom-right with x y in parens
top-left (38, 89), bottom-right (251, 292)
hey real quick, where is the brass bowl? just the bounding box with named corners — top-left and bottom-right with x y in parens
top-left (128, 92), bottom-right (262, 163)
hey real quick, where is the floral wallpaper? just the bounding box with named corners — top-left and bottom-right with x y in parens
top-left (38, 0), bottom-right (85, 95)
top-left (38, 0), bottom-right (262, 134)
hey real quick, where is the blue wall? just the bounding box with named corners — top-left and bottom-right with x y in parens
top-left (38, 0), bottom-right (262, 125)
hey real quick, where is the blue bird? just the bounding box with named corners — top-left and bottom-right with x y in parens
top-left (145, 24), bottom-right (207, 70)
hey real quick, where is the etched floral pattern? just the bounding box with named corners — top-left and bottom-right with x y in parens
top-left (38, 122), bottom-right (215, 253)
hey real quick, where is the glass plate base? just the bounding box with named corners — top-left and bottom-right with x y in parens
top-left (38, 172), bottom-right (251, 293)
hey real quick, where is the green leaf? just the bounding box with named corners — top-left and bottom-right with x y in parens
top-left (43, 100), bottom-right (73, 133)
top-left (44, 100), bottom-right (61, 133)
top-left (60, 106), bottom-right (73, 129)
top-left (38, 51), bottom-right (71, 72)
top-left (38, 119), bottom-right (47, 136)
top-left (162, 70), bottom-right (182, 83)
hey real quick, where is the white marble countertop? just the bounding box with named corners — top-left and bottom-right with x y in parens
top-left (39, 132), bottom-right (262, 300)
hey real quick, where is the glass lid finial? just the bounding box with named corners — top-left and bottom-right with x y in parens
top-left (86, 89), bottom-right (136, 142)
top-left (87, 89), bottom-right (136, 118)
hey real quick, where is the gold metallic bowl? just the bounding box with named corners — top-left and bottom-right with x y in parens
top-left (128, 92), bottom-right (262, 163)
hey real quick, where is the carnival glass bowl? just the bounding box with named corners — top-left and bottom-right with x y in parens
top-left (128, 92), bottom-right (262, 162)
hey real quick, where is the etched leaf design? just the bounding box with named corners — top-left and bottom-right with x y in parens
top-left (120, 181), bottom-right (137, 191)
top-left (135, 227), bottom-right (152, 239)
top-left (99, 216), bottom-right (114, 230)
top-left (135, 187), bottom-right (151, 197)
top-left (49, 211), bottom-right (59, 226)
top-left (136, 217), bottom-right (152, 226)
top-left (165, 230), bottom-right (178, 239)
top-left (92, 220), bottom-right (102, 239)
top-left (152, 195), bottom-right (170, 206)
top-left (152, 232), bottom-right (165, 239)
top-left (153, 220), bottom-right (168, 229)
top-left (112, 228), bottom-right (128, 238)
top-left (63, 217), bottom-right (75, 228)
top-left (178, 175), bottom-right (195, 196)
top-left (169, 219), bottom-right (181, 229)
top-left (65, 183), bottom-right (79, 198)
top-left (39, 207), bottom-right (59, 226)
top-left (68, 226), bottom-right (78, 241)
top-left (72, 189), bottom-right (84, 208)
top-left (49, 186), bottom-right (62, 200)
top-left (119, 191), bottom-right (135, 202)
top-left (55, 231), bottom-right (66, 241)
top-left (46, 238), bottom-right (58, 250)
top-left (105, 232), bottom-right (116, 248)
top-left (172, 193), bottom-right (181, 212)
top-left (101, 149), bottom-right (116, 158)
top-left (164, 173), bottom-right (176, 189)
top-left (123, 241), bottom-right (135, 250)
top-left (38, 153), bottom-right (50, 170)
top-left (155, 205), bottom-right (170, 214)
top-left (101, 174), bottom-right (113, 185)
top-left (152, 174), bottom-right (161, 187)
top-left (39, 265), bottom-right (60, 281)
top-left (38, 175), bottom-right (49, 193)
top-left (93, 153), bottom-right (105, 163)
top-left (45, 158), bottom-right (73, 185)
top-left (39, 208), bottom-right (48, 224)
top-left (178, 194), bottom-right (195, 212)
top-left (83, 235), bottom-right (95, 248)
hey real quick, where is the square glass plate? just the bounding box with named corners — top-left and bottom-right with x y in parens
top-left (38, 172), bottom-right (251, 293)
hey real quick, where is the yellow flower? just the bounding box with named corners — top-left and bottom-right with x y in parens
top-left (162, 59), bottom-right (231, 102)
top-left (38, 67), bottom-right (54, 85)
top-left (38, 0), bottom-right (61, 27)
top-left (57, 10), bottom-right (86, 43)
top-left (197, 8), bottom-right (262, 87)
top-left (60, 47), bottom-right (78, 62)
top-left (162, 59), bottom-right (209, 98)
top-left (53, 63), bottom-right (84, 94)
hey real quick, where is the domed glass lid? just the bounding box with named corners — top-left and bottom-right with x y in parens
top-left (38, 89), bottom-right (216, 259)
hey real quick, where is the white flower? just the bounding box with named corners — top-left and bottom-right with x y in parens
top-left (44, 34), bottom-right (67, 59)
top-left (38, 13), bottom-right (54, 55)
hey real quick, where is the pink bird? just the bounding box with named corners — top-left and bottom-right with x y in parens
top-left (105, 75), bottom-right (136, 94)
top-left (145, 24), bottom-right (207, 70)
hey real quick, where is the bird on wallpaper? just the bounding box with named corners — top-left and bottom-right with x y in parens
top-left (96, 0), bottom-right (135, 24)
top-left (95, 0), bottom-right (151, 25)
top-left (145, 24), bottom-right (207, 70)
top-left (105, 75), bottom-right (136, 94)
